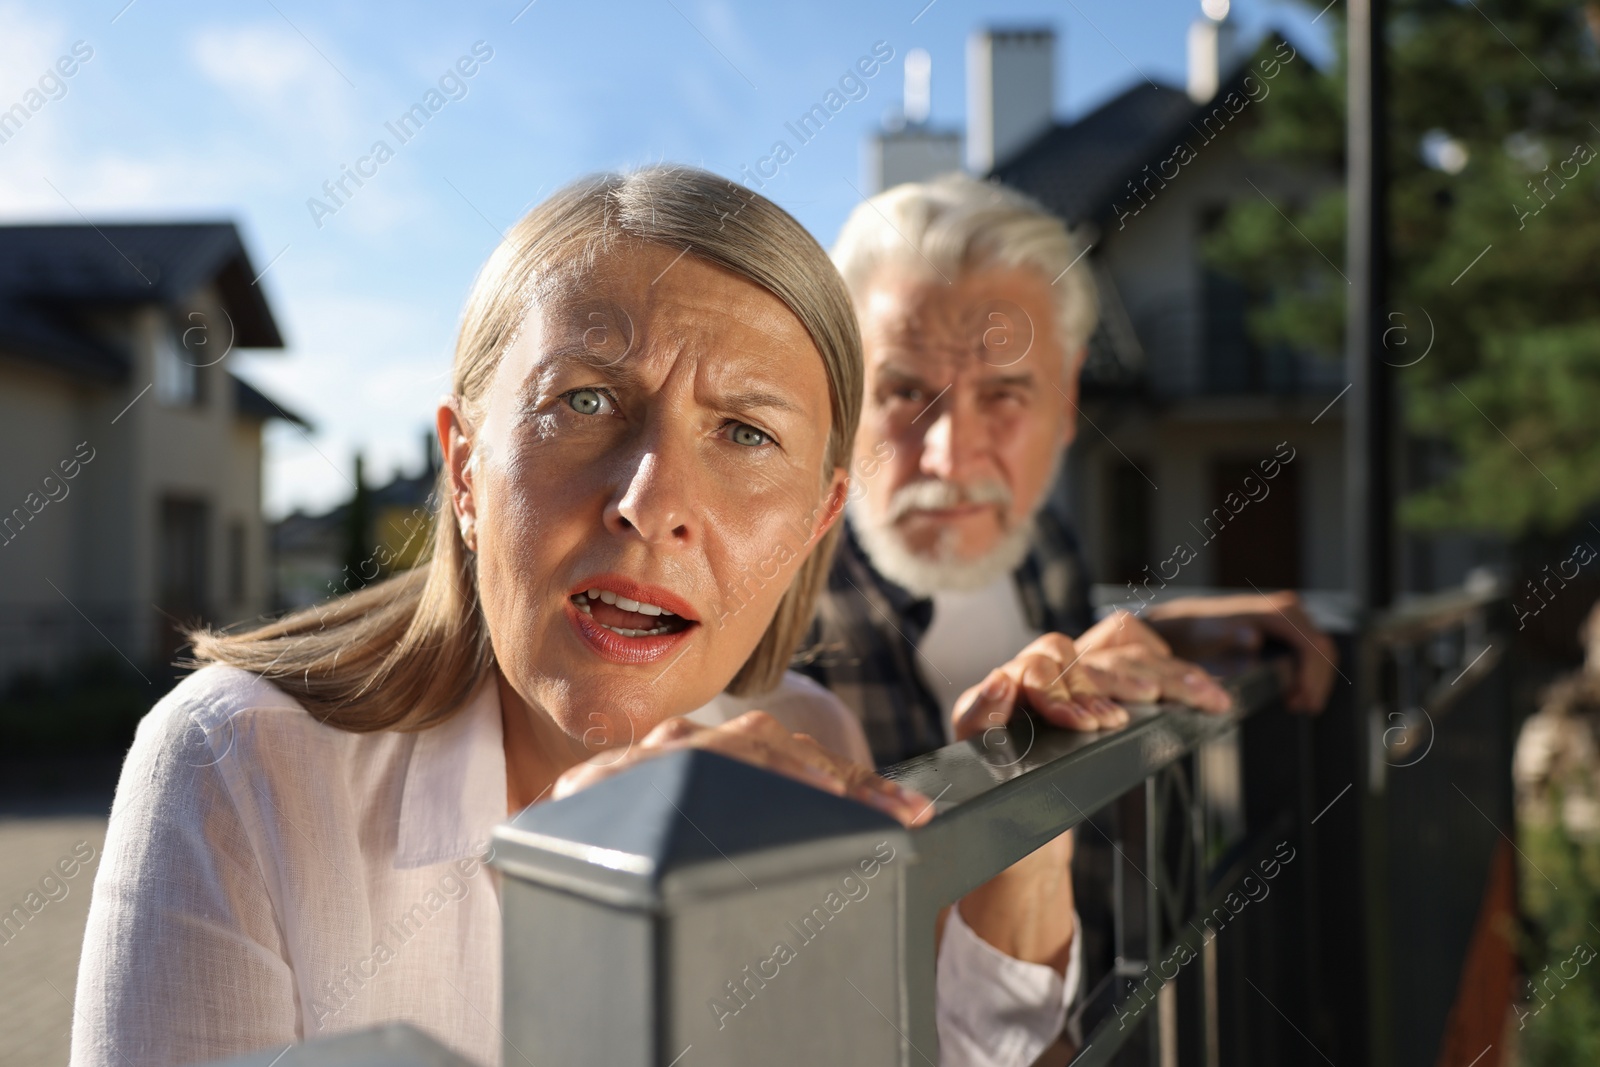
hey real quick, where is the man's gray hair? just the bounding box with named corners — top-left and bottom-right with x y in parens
top-left (830, 173), bottom-right (1099, 367)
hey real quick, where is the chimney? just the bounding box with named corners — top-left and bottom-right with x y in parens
top-left (904, 48), bottom-right (931, 125)
top-left (1187, 0), bottom-right (1240, 103)
top-left (966, 27), bottom-right (1055, 173)
top-left (867, 49), bottom-right (962, 190)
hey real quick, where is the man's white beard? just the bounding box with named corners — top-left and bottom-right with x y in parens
top-left (847, 455), bottom-right (1060, 598)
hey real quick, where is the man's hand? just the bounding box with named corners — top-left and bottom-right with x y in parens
top-left (1073, 611), bottom-right (1235, 714)
top-left (1143, 592), bottom-right (1338, 713)
top-left (950, 632), bottom-right (1131, 742)
top-left (950, 618), bottom-right (1233, 744)
top-left (554, 711), bottom-right (934, 826)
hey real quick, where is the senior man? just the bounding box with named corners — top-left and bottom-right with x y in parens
top-left (800, 174), bottom-right (1337, 767)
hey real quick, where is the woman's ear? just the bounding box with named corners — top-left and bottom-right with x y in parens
top-left (437, 399), bottom-right (479, 551)
top-left (812, 466), bottom-right (851, 542)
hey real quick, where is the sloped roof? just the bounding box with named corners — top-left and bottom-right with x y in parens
top-left (235, 374), bottom-right (311, 428)
top-left (0, 222), bottom-right (283, 345)
top-left (993, 82), bottom-right (1197, 226)
top-left (994, 38), bottom-right (1294, 228)
top-left (0, 221), bottom-right (284, 388)
top-left (0, 221), bottom-right (300, 423)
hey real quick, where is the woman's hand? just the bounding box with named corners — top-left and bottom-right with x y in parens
top-left (553, 711), bottom-right (934, 827)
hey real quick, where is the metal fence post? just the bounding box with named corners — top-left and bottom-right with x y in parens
top-left (490, 747), bottom-right (914, 1067)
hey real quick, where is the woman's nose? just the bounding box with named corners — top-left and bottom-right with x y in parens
top-left (605, 444), bottom-right (697, 546)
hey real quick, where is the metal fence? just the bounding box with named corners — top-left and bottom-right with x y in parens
top-left (202, 583), bottom-right (1512, 1067)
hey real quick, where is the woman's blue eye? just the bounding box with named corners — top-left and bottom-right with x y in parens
top-left (566, 389), bottom-right (609, 415)
top-left (731, 424), bottom-right (769, 447)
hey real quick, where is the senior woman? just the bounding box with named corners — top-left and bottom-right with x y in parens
top-left (72, 167), bottom-right (1086, 1067)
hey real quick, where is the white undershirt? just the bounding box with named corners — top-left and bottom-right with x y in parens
top-left (916, 576), bottom-right (1044, 738)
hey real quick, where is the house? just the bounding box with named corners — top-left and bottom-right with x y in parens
top-left (869, 17), bottom-right (1354, 598)
top-left (0, 222), bottom-right (304, 685)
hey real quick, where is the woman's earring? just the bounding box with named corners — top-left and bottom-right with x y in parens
top-left (459, 518), bottom-right (477, 552)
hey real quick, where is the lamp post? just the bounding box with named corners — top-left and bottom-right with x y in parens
top-left (1345, 9), bottom-right (1397, 1065)
top-left (1346, 0), bottom-right (1392, 614)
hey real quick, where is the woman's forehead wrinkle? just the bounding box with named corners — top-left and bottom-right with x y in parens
top-left (509, 251), bottom-right (825, 426)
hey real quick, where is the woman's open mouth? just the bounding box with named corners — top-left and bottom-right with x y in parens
top-left (570, 588), bottom-right (694, 637)
top-left (564, 577), bottom-right (699, 665)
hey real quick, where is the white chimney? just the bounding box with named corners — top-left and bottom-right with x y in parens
top-left (1187, 1), bottom-right (1240, 103)
top-left (966, 27), bottom-right (1055, 173)
top-left (904, 48), bottom-right (931, 125)
top-left (867, 50), bottom-right (962, 190)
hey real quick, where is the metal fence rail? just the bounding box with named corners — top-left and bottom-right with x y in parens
top-left (196, 583), bottom-right (1512, 1067)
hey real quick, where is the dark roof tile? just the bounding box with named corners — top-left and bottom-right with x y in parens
top-left (0, 222), bottom-right (284, 348)
top-left (994, 37), bottom-right (1292, 227)
top-left (234, 374), bottom-right (310, 428)
top-left (993, 82), bottom-right (1196, 225)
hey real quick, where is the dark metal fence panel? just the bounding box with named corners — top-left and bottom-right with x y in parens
top-left (1370, 597), bottom-right (1513, 1067)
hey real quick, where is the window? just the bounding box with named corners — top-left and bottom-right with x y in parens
top-left (159, 497), bottom-right (209, 619)
top-left (154, 325), bottom-right (204, 406)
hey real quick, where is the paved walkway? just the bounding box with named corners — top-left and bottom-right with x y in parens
top-left (0, 814), bottom-right (111, 1067)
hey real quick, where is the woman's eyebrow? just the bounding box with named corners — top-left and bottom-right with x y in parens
top-left (512, 347), bottom-right (643, 409)
top-left (534, 348), bottom-right (797, 414)
top-left (542, 344), bottom-right (641, 374)
top-left (716, 387), bottom-right (802, 416)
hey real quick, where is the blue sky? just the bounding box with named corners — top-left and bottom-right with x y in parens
top-left (0, 0), bottom-right (1333, 518)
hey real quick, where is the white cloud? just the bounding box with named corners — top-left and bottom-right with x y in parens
top-left (191, 23), bottom-right (317, 97)
top-left (0, 2), bottom-right (66, 104)
top-left (189, 22), bottom-right (359, 145)
top-left (0, 23), bottom-right (326, 218)
top-left (697, 0), bottom-right (763, 85)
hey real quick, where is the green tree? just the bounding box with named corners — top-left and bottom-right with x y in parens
top-left (1519, 781), bottom-right (1600, 1064)
top-left (341, 451), bottom-right (373, 591)
top-left (1207, 0), bottom-right (1600, 533)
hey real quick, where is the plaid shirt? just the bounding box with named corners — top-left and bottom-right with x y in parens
top-left (794, 509), bottom-right (1095, 768)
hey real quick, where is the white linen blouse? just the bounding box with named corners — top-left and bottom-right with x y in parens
top-left (72, 665), bottom-right (1078, 1067)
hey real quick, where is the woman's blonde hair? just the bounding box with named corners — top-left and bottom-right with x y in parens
top-left (190, 166), bottom-right (862, 731)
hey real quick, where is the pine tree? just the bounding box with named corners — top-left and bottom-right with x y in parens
top-left (1207, 0), bottom-right (1600, 534)
top-left (341, 451), bottom-right (373, 591)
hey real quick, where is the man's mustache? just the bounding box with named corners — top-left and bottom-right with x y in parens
top-left (886, 478), bottom-right (1012, 523)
